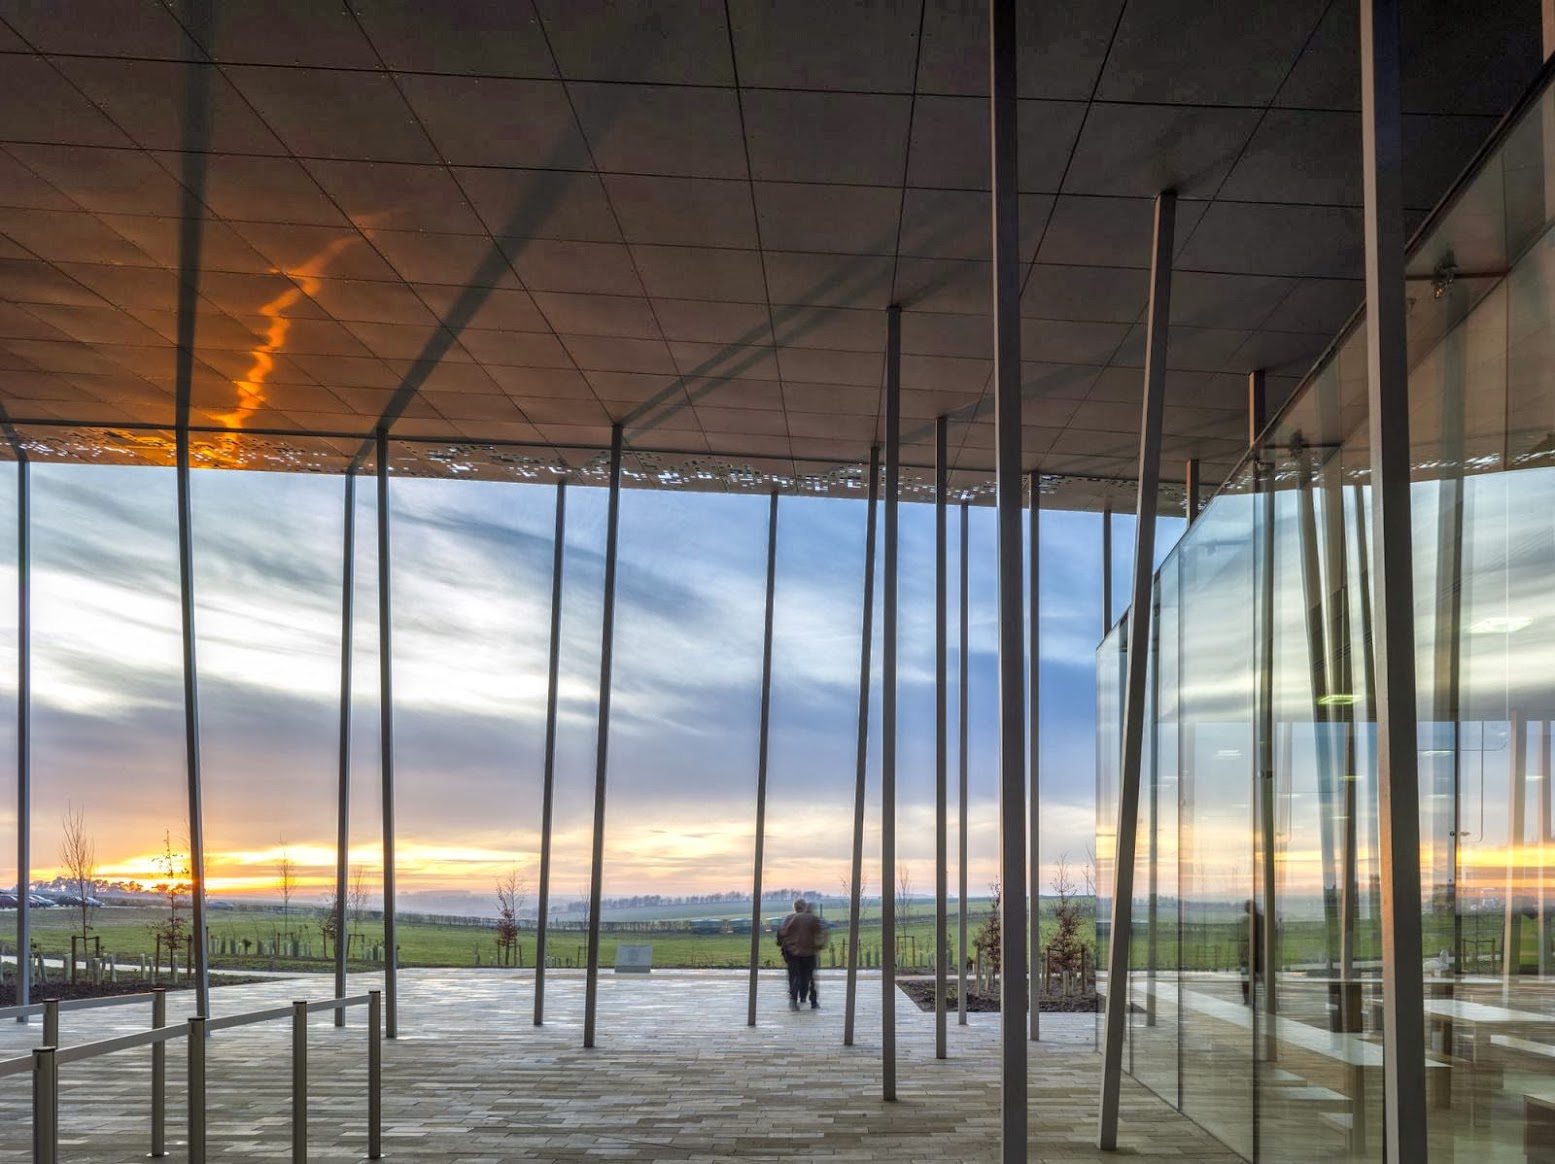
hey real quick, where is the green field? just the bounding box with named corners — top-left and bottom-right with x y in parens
top-left (12, 900), bottom-right (1526, 980)
top-left (7, 900), bottom-right (1094, 975)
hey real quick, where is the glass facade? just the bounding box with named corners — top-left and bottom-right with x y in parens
top-left (1098, 72), bottom-right (1555, 1162)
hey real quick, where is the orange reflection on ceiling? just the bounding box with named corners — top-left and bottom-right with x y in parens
top-left (204, 230), bottom-right (371, 466)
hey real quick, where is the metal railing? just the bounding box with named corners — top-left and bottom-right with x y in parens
top-left (0, 990), bottom-right (383, 1164)
top-left (0, 987), bottom-right (170, 1043)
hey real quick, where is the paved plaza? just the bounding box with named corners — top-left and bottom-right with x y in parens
top-left (0, 970), bottom-right (1238, 1162)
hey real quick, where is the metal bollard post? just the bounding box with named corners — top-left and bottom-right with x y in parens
top-left (43, 998), bottom-right (59, 1049)
top-left (292, 1000), bottom-right (308, 1164)
top-left (151, 988), bottom-right (167, 1157)
top-left (188, 1016), bottom-right (207, 1164)
top-left (368, 991), bottom-right (382, 1159)
top-left (33, 1046), bottom-right (59, 1164)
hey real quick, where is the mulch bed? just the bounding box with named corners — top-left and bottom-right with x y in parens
top-left (898, 979), bottom-right (1100, 1014)
top-left (1, 975), bottom-right (264, 1007)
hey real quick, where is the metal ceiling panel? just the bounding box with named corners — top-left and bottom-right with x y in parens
top-left (0, 0), bottom-right (1537, 509)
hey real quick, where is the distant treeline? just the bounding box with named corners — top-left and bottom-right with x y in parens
top-left (562, 889), bottom-right (827, 913)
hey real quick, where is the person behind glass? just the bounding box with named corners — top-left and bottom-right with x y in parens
top-left (778, 898), bottom-right (827, 1010)
top-left (1240, 899), bottom-right (1263, 1005)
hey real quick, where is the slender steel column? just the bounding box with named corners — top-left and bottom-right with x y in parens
top-left (1545, 3), bottom-right (1555, 235)
top-left (934, 418), bottom-right (949, 1059)
top-left (991, 3), bottom-right (1029, 1154)
top-left (333, 472), bottom-right (356, 1028)
top-left (1314, 350), bottom-right (1363, 989)
top-left (1361, 2), bottom-right (1428, 1155)
top-left (881, 303), bottom-right (901, 1100)
top-left (171, 36), bottom-right (210, 1024)
top-left (1145, 591), bottom-right (1160, 1030)
top-left (375, 431), bottom-right (398, 1038)
top-left (1252, 372), bottom-right (1278, 1060)
top-left (534, 482), bottom-right (566, 1025)
top-left (1541, 724), bottom-right (1552, 976)
top-left (1429, 319), bottom-right (1466, 980)
top-left (175, 428), bottom-right (211, 1020)
top-left (1101, 502), bottom-right (1113, 633)
top-left (1184, 459), bottom-right (1200, 526)
top-left (1322, 453), bottom-right (1360, 982)
top-left (1353, 483), bottom-right (1377, 714)
top-left (1097, 190), bottom-right (1175, 1151)
top-left (14, 454), bottom-right (29, 1022)
top-left (1297, 450), bottom-right (1342, 967)
top-left (844, 446), bottom-right (880, 1047)
top-left (958, 500), bottom-right (970, 1027)
top-left (748, 491), bottom-right (780, 1027)
top-left (583, 425), bottom-right (624, 1049)
top-left (1436, 502), bottom-right (1465, 978)
top-left (1505, 711), bottom-right (1528, 986)
top-left (1027, 474), bottom-right (1041, 1041)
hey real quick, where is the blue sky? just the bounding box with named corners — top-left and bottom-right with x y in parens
top-left (0, 459), bottom-right (1182, 911)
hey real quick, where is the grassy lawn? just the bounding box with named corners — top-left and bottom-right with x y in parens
top-left (14, 902), bottom-right (1522, 977)
top-left (8, 901), bottom-right (1096, 973)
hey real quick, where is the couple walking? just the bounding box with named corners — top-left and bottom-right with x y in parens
top-left (777, 898), bottom-right (827, 1011)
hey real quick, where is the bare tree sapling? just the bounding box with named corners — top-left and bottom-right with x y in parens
top-left (58, 801), bottom-right (98, 945)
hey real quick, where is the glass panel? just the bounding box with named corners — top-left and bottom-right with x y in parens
top-left (1104, 58), bottom-right (1555, 1164)
top-left (1132, 559), bottom-right (1180, 1099)
top-left (1095, 618), bottom-right (1124, 1048)
top-left (1176, 489), bottom-right (1256, 1158)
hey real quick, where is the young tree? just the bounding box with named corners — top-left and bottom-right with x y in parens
top-left (58, 801), bottom-right (98, 945)
top-left (348, 865), bottom-right (369, 955)
top-left (838, 870), bottom-right (870, 915)
top-left (1046, 854), bottom-right (1092, 991)
top-left (494, 866), bottom-right (527, 967)
top-left (895, 864), bottom-right (915, 927)
top-left (319, 889), bottom-right (339, 958)
top-left (974, 881), bottom-right (1002, 976)
top-left (276, 840), bottom-right (296, 944)
top-left (148, 831), bottom-right (191, 973)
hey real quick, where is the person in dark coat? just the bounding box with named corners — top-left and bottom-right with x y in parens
top-left (777, 898), bottom-right (827, 1010)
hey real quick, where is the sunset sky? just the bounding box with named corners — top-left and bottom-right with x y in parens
top-left (0, 458), bottom-right (1166, 914)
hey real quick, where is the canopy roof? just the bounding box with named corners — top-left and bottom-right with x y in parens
top-left (0, 0), bottom-right (1539, 505)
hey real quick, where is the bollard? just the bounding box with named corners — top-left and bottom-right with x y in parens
top-left (33, 1046), bottom-right (58, 1164)
top-left (368, 991), bottom-right (382, 1160)
top-left (292, 1000), bottom-right (309, 1164)
top-left (151, 988), bottom-right (167, 1157)
top-left (188, 1016), bottom-right (207, 1164)
top-left (43, 999), bottom-right (59, 1049)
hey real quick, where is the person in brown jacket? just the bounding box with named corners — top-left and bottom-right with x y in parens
top-left (777, 898), bottom-right (827, 1010)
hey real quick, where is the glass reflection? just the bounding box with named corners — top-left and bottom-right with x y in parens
top-left (1100, 70), bottom-right (1555, 1164)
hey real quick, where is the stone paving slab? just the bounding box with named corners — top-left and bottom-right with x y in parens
top-left (0, 970), bottom-right (1240, 1162)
